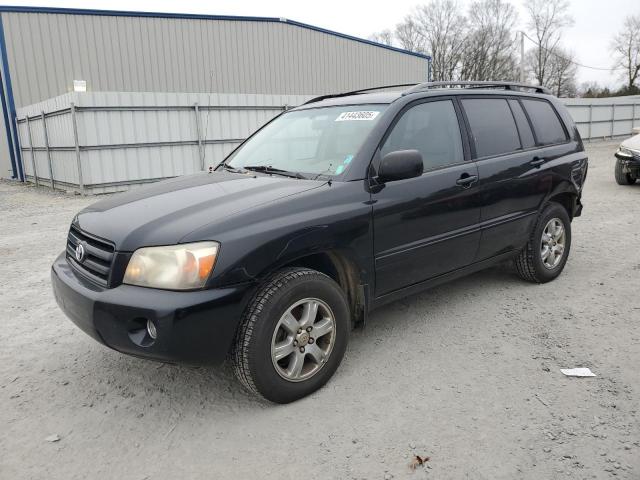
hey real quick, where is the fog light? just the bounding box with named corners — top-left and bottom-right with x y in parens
top-left (146, 319), bottom-right (157, 340)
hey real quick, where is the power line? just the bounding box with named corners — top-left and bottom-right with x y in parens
top-left (521, 31), bottom-right (626, 71)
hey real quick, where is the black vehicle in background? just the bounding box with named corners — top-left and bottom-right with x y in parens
top-left (52, 82), bottom-right (588, 403)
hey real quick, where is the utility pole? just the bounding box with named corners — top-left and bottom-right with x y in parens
top-left (520, 31), bottom-right (525, 83)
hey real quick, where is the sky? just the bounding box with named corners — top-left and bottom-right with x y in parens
top-left (7, 0), bottom-right (639, 88)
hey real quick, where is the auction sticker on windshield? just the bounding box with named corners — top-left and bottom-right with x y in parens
top-left (335, 111), bottom-right (380, 121)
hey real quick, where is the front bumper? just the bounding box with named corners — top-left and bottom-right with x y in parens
top-left (51, 253), bottom-right (255, 365)
top-left (615, 151), bottom-right (640, 170)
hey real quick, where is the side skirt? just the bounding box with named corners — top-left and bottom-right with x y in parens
top-left (370, 250), bottom-right (518, 311)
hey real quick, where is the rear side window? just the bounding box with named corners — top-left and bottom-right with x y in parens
top-left (381, 100), bottom-right (464, 171)
top-left (508, 100), bottom-right (535, 149)
top-left (521, 99), bottom-right (568, 145)
top-left (461, 99), bottom-right (521, 157)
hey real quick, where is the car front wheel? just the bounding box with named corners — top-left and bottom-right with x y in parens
top-left (615, 158), bottom-right (637, 185)
top-left (516, 203), bottom-right (571, 283)
top-left (232, 267), bottom-right (349, 403)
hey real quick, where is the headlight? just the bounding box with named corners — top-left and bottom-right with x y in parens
top-left (123, 241), bottom-right (219, 290)
top-left (617, 146), bottom-right (635, 158)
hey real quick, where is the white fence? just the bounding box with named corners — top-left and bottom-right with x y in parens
top-left (16, 92), bottom-right (309, 194)
top-left (15, 92), bottom-right (640, 194)
top-left (563, 96), bottom-right (640, 141)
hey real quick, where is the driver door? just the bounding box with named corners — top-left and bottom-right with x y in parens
top-left (372, 98), bottom-right (482, 296)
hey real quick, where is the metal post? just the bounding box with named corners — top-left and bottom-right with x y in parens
top-left (42, 111), bottom-right (54, 190)
top-left (520, 31), bottom-right (525, 84)
top-left (632, 103), bottom-right (636, 131)
top-left (194, 102), bottom-right (204, 170)
top-left (611, 103), bottom-right (616, 138)
top-left (25, 116), bottom-right (39, 187)
top-left (70, 102), bottom-right (84, 194)
top-left (15, 118), bottom-right (27, 182)
top-left (587, 104), bottom-right (593, 140)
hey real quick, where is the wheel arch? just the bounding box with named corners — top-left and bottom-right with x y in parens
top-left (272, 250), bottom-right (368, 327)
top-left (545, 190), bottom-right (578, 220)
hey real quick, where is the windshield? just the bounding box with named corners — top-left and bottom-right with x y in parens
top-left (225, 104), bottom-right (388, 177)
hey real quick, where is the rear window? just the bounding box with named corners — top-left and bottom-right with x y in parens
top-left (521, 99), bottom-right (568, 146)
top-left (462, 98), bottom-right (521, 157)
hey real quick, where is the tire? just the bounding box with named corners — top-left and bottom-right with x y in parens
top-left (232, 267), bottom-right (350, 403)
top-left (515, 203), bottom-right (572, 283)
top-left (615, 158), bottom-right (636, 185)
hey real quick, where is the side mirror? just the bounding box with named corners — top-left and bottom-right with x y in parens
top-left (377, 150), bottom-right (424, 182)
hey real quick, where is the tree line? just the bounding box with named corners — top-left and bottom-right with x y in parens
top-left (370, 0), bottom-right (640, 98)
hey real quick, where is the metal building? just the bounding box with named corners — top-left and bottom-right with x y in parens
top-left (0, 6), bottom-right (432, 182)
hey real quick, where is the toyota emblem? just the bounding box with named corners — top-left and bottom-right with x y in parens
top-left (75, 242), bottom-right (86, 262)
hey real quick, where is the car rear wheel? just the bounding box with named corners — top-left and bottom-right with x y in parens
top-left (232, 267), bottom-right (349, 403)
top-left (515, 203), bottom-right (571, 283)
top-left (615, 158), bottom-right (637, 185)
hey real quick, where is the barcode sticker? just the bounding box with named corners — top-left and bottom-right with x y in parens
top-left (335, 111), bottom-right (380, 121)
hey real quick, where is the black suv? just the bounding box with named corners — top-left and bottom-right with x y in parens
top-left (52, 82), bottom-right (588, 403)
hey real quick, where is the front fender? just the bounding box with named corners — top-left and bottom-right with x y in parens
top-left (183, 181), bottom-right (374, 290)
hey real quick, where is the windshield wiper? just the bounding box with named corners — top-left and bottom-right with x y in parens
top-left (242, 165), bottom-right (306, 179)
top-left (221, 164), bottom-right (245, 174)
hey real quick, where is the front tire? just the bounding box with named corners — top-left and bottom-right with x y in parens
top-left (232, 267), bottom-right (350, 403)
top-left (615, 158), bottom-right (636, 185)
top-left (516, 203), bottom-right (571, 283)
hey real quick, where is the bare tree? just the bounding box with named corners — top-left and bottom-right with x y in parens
top-left (459, 0), bottom-right (519, 81)
top-left (610, 14), bottom-right (640, 91)
top-left (578, 81), bottom-right (604, 98)
top-left (397, 0), bottom-right (467, 81)
top-left (524, 0), bottom-right (573, 86)
top-left (526, 47), bottom-right (576, 96)
top-left (369, 30), bottom-right (394, 46)
top-left (395, 18), bottom-right (426, 53)
top-left (546, 47), bottom-right (577, 97)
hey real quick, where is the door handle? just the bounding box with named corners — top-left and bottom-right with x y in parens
top-left (456, 174), bottom-right (478, 188)
top-left (530, 156), bottom-right (546, 167)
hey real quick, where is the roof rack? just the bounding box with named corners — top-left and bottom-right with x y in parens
top-left (402, 81), bottom-right (551, 95)
top-left (303, 83), bottom-right (419, 105)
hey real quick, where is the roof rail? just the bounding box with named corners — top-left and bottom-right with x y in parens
top-left (303, 83), bottom-right (419, 105)
top-left (402, 81), bottom-right (551, 96)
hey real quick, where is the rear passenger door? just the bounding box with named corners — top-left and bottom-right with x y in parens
top-left (460, 96), bottom-right (566, 261)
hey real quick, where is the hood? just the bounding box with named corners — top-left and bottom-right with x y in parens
top-left (75, 171), bottom-right (324, 251)
top-left (621, 133), bottom-right (640, 151)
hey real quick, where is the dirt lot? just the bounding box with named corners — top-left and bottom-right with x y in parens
top-left (1, 140), bottom-right (639, 480)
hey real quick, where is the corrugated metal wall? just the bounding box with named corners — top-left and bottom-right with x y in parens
top-left (0, 11), bottom-right (428, 108)
top-left (562, 96), bottom-right (640, 140)
top-left (16, 91), bottom-right (312, 194)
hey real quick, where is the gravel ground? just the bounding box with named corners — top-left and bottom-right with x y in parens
top-left (1, 140), bottom-right (639, 480)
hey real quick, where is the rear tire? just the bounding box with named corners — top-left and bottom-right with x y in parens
top-left (615, 158), bottom-right (636, 185)
top-left (232, 267), bottom-right (349, 403)
top-left (516, 203), bottom-right (571, 283)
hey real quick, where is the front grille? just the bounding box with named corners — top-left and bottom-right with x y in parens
top-left (66, 225), bottom-right (115, 286)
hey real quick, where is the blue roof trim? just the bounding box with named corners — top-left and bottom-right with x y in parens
top-left (0, 5), bottom-right (431, 60)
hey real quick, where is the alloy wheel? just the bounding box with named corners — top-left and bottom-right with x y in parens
top-left (270, 298), bottom-right (336, 382)
top-left (540, 217), bottom-right (566, 269)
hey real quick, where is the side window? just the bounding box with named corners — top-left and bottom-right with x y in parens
top-left (508, 99), bottom-right (535, 149)
top-left (381, 100), bottom-right (464, 171)
top-left (461, 98), bottom-right (521, 157)
top-left (521, 99), bottom-right (568, 145)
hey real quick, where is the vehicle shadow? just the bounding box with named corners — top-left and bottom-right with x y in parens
top-left (363, 262), bottom-right (518, 331)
